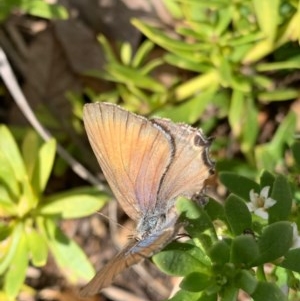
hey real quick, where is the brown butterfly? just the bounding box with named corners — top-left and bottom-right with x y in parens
top-left (80, 102), bottom-right (214, 296)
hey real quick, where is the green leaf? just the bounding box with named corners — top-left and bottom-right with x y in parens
top-left (120, 42), bottom-right (132, 65)
top-left (117, 84), bottom-right (149, 110)
top-left (21, 0), bottom-right (68, 19)
top-left (225, 194), bottom-right (252, 236)
top-left (155, 87), bottom-right (217, 123)
top-left (215, 7), bottom-right (232, 36)
top-left (253, 222), bottom-right (293, 266)
top-left (26, 228), bottom-right (48, 267)
top-left (228, 90), bottom-right (244, 137)
top-left (231, 74), bottom-right (251, 93)
top-left (269, 112), bottom-right (296, 152)
top-left (219, 58), bottom-right (234, 87)
top-left (277, 8), bottom-right (300, 45)
top-left (18, 175), bottom-right (38, 215)
top-left (255, 145), bottom-right (275, 171)
top-left (167, 290), bottom-right (203, 301)
top-left (268, 175), bottom-right (293, 224)
top-left (177, 198), bottom-right (216, 240)
top-left (291, 142), bottom-right (300, 167)
top-left (174, 71), bottom-right (219, 101)
top-left (4, 231), bottom-right (28, 298)
top-left (243, 39), bottom-right (273, 64)
top-left (241, 97), bottom-right (259, 156)
top-left (255, 112), bottom-right (296, 170)
top-left (219, 172), bottom-right (260, 201)
top-left (0, 149), bottom-right (20, 198)
top-left (0, 223), bottom-right (10, 241)
top-left (259, 171), bottom-right (275, 190)
top-left (257, 57), bottom-right (300, 71)
top-left (140, 58), bottom-right (164, 75)
top-left (230, 235), bottom-right (259, 266)
top-left (210, 90), bottom-right (231, 118)
top-left (132, 18), bottom-right (212, 55)
top-left (0, 193), bottom-right (18, 216)
top-left (31, 139), bottom-right (56, 194)
top-left (0, 223), bottom-right (22, 274)
top-left (44, 218), bottom-right (94, 282)
top-left (162, 0), bottom-right (183, 19)
top-left (251, 281), bottom-right (286, 301)
top-left (198, 292), bottom-right (218, 301)
top-left (106, 64), bottom-right (165, 93)
top-left (279, 248), bottom-right (300, 273)
top-left (258, 89), bottom-right (299, 102)
top-left (180, 272), bottom-right (213, 292)
top-left (153, 242), bottom-right (210, 276)
top-left (22, 130), bottom-right (40, 182)
top-left (205, 198), bottom-right (226, 223)
top-left (209, 240), bottom-right (230, 265)
top-left (0, 126), bottom-right (26, 183)
top-left (132, 40), bottom-right (154, 68)
top-left (40, 187), bottom-right (109, 219)
top-left (164, 53), bottom-right (209, 73)
top-left (252, 75), bottom-right (274, 90)
top-left (252, 0), bottom-right (280, 41)
top-left (234, 270), bottom-right (257, 295)
top-left (220, 284), bottom-right (238, 301)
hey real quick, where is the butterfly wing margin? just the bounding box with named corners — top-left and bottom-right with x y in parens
top-left (83, 103), bottom-right (173, 220)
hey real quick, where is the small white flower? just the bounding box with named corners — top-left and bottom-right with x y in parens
top-left (291, 223), bottom-right (300, 249)
top-left (247, 186), bottom-right (276, 219)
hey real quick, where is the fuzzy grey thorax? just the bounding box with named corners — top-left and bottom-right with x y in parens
top-left (135, 206), bottom-right (178, 240)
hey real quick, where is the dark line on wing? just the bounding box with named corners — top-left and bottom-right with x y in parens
top-left (118, 111), bottom-right (135, 186)
top-left (96, 104), bottom-right (114, 176)
top-left (135, 119), bottom-right (147, 210)
top-left (126, 113), bottom-right (138, 186)
top-left (150, 119), bottom-right (175, 205)
top-left (138, 129), bottom-right (162, 216)
top-left (115, 107), bottom-right (138, 212)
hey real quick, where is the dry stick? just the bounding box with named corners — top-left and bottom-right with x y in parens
top-left (0, 47), bottom-right (104, 190)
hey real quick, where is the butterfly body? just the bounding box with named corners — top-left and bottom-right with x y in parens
top-left (80, 102), bottom-right (214, 296)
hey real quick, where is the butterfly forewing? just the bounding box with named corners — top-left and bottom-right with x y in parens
top-left (83, 103), bottom-right (173, 220)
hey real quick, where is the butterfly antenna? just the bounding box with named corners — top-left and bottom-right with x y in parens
top-left (95, 210), bottom-right (130, 232)
top-left (95, 201), bottom-right (133, 246)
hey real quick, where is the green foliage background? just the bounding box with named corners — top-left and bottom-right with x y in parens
top-left (0, 0), bottom-right (300, 300)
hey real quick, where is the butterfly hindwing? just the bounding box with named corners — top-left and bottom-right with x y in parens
top-left (152, 118), bottom-right (214, 202)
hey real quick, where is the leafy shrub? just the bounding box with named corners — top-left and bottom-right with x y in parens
top-left (0, 126), bottom-right (108, 299)
top-left (1, 0), bottom-right (300, 299)
top-left (0, 0), bottom-right (68, 21)
top-left (78, 0), bottom-right (299, 174)
top-left (154, 162), bottom-right (300, 300)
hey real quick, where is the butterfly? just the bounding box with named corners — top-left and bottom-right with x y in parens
top-left (80, 102), bottom-right (214, 296)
